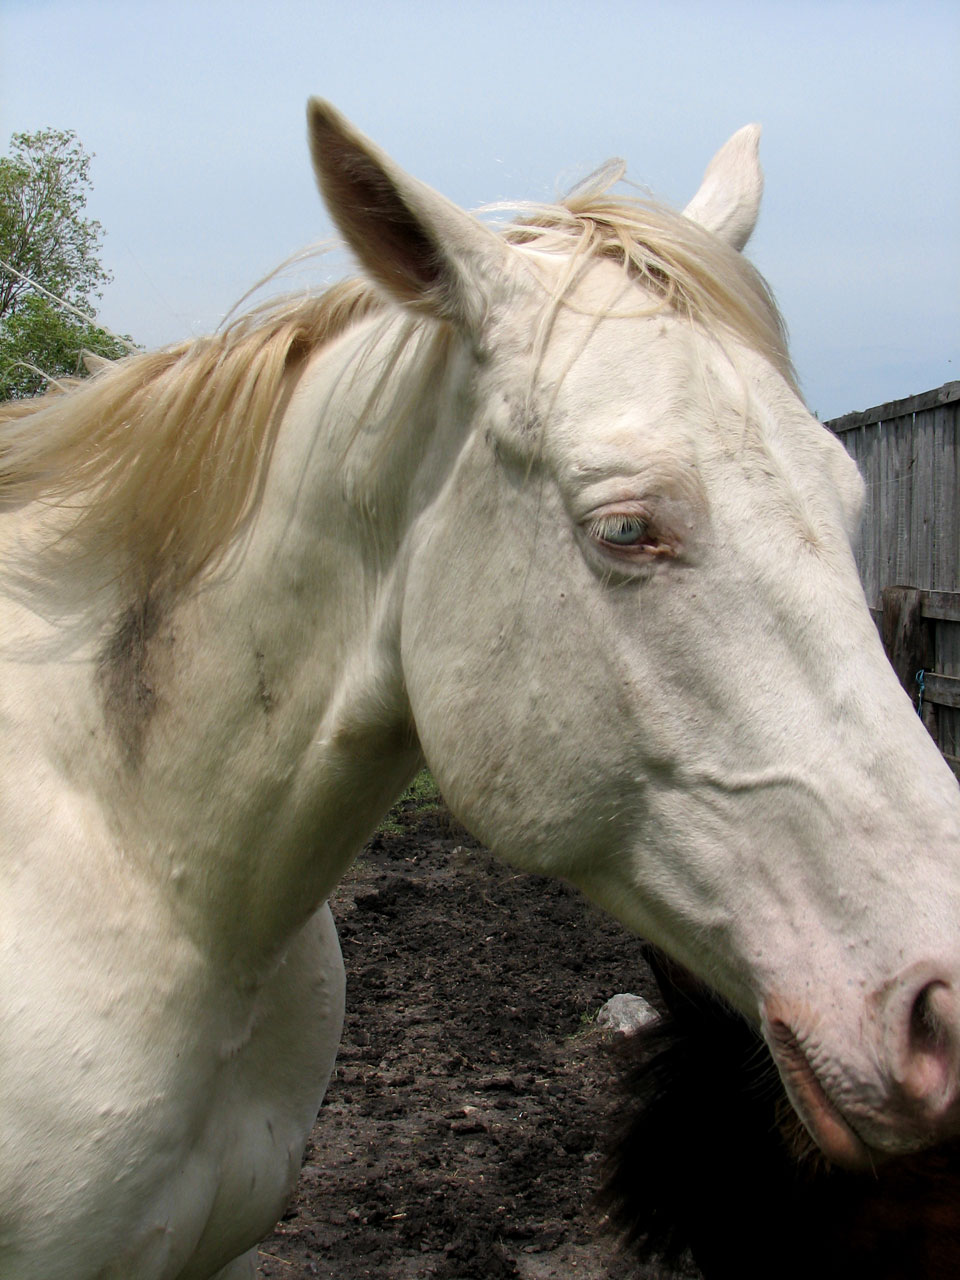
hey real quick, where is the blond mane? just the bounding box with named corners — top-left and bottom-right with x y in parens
top-left (0, 178), bottom-right (793, 600)
top-left (0, 278), bottom-right (386, 596)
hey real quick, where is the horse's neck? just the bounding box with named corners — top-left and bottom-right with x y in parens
top-left (29, 318), bottom-right (451, 971)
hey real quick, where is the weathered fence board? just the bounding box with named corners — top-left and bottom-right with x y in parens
top-left (924, 673), bottom-right (960, 711)
top-left (937, 613), bottom-right (960, 768)
top-left (826, 383), bottom-right (960, 775)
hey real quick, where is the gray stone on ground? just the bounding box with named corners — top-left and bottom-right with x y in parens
top-left (596, 993), bottom-right (659, 1034)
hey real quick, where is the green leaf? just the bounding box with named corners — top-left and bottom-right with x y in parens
top-left (0, 294), bottom-right (130, 400)
top-left (0, 127), bottom-right (135, 399)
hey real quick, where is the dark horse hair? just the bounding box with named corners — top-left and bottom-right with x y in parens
top-left (599, 947), bottom-right (960, 1280)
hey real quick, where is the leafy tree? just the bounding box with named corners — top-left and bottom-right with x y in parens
top-left (0, 128), bottom-right (132, 399)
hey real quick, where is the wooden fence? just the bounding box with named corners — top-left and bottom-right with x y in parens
top-left (825, 382), bottom-right (960, 776)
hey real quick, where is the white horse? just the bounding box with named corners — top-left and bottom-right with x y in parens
top-left (2, 100), bottom-right (959, 1278)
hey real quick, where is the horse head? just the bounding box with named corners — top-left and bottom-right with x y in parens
top-left (308, 101), bottom-right (960, 1170)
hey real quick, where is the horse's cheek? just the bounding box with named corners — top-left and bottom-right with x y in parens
top-left (400, 530), bottom-right (630, 866)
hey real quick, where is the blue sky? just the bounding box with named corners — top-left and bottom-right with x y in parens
top-left (1, 0), bottom-right (957, 419)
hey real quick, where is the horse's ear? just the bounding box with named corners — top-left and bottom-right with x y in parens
top-left (682, 124), bottom-right (763, 252)
top-left (307, 99), bottom-right (506, 333)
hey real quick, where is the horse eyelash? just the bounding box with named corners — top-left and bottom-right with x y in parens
top-left (586, 514), bottom-right (650, 545)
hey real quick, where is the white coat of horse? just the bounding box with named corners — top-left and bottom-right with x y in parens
top-left (2, 101), bottom-right (959, 1277)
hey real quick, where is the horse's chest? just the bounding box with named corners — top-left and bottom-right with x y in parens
top-left (0, 896), bottom-right (344, 1279)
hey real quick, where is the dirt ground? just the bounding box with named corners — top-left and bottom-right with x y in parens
top-left (256, 794), bottom-right (694, 1280)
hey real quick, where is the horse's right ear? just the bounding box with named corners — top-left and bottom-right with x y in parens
top-left (307, 99), bottom-right (507, 334)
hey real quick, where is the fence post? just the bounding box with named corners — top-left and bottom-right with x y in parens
top-left (881, 586), bottom-right (936, 734)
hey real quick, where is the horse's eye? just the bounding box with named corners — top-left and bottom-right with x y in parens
top-left (587, 514), bottom-right (651, 547)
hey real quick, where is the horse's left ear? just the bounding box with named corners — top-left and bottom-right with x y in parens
top-left (307, 99), bottom-right (508, 333)
top-left (682, 124), bottom-right (763, 251)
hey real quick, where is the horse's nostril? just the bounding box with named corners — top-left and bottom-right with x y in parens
top-left (909, 981), bottom-right (950, 1056)
top-left (897, 978), bottom-right (957, 1111)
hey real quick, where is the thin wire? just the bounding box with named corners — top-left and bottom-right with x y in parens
top-left (0, 257), bottom-right (138, 353)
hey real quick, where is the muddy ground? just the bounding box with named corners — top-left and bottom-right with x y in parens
top-left (256, 792), bottom-right (695, 1280)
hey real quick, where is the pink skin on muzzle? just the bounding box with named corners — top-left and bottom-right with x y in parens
top-left (764, 967), bottom-right (960, 1171)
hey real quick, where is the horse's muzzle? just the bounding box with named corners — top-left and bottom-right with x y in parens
top-left (764, 966), bottom-right (960, 1170)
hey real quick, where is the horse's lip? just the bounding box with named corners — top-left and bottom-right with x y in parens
top-left (765, 1017), bottom-right (876, 1171)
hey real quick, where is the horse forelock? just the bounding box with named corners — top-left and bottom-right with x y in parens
top-left (502, 187), bottom-right (795, 394)
top-left (0, 174), bottom-right (794, 609)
